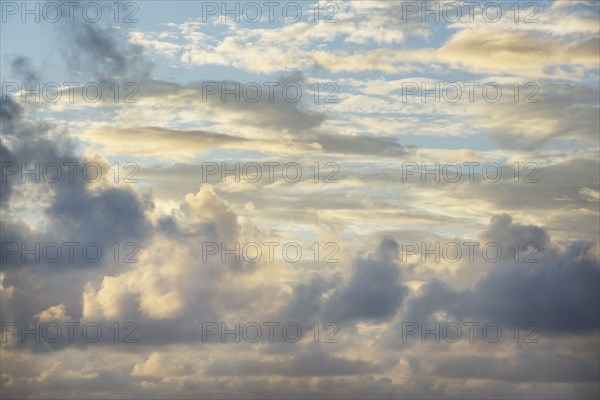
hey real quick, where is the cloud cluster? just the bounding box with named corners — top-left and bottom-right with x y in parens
top-left (1, 0), bottom-right (598, 398)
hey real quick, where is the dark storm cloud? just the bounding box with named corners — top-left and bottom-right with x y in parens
top-left (55, 1), bottom-right (152, 80)
top-left (322, 237), bottom-right (408, 323)
top-left (280, 276), bottom-right (334, 327)
top-left (47, 185), bottom-right (151, 243)
top-left (0, 143), bottom-right (17, 206)
top-left (403, 216), bottom-right (600, 334)
top-left (0, 97), bottom-right (153, 362)
top-left (481, 213), bottom-right (551, 258)
top-left (280, 237), bottom-right (409, 328)
top-left (0, 98), bottom-right (152, 270)
top-left (0, 93), bottom-right (153, 339)
top-left (1, 97), bottom-right (62, 209)
top-left (0, 95), bottom-right (23, 130)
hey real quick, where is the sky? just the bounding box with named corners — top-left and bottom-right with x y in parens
top-left (0, 0), bottom-right (599, 398)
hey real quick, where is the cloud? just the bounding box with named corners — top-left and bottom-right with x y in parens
top-left (437, 28), bottom-right (599, 76)
top-left (321, 237), bottom-right (408, 323)
top-left (136, 76), bottom-right (326, 134)
top-left (56, 3), bottom-right (152, 80)
top-left (10, 56), bottom-right (38, 81)
top-left (430, 352), bottom-right (599, 383)
top-left (404, 215), bottom-right (600, 334)
top-left (205, 348), bottom-right (382, 377)
top-left (2, 2), bottom-right (599, 398)
top-left (468, 84), bottom-right (600, 149)
top-left (313, 133), bottom-right (411, 157)
top-left (80, 125), bottom-right (251, 159)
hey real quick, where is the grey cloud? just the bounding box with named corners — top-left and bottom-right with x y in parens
top-left (83, 77), bottom-right (415, 158)
top-left (0, 143), bottom-right (17, 206)
top-left (430, 352), bottom-right (599, 383)
top-left (322, 237), bottom-right (408, 323)
top-left (135, 77), bottom-right (325, 134)
top-left (403, 216), bottom-right (600, 334)
top-left (280, 276), bottom-right (334, 327)
top-left (0, 95), bottom-right (23, 128)
top-left (480, 84), bottom-right (600, 150)
top-left (0, 94), bottom-right (155, 347)
top-left (10, 56), bottom-right (38, 82)
top-left (1, 98), bottom-right (152, 270)
top-left (0, 365), bottom-right (134, 399)
top-left (463, 158), bottom-right (600, 214)
top-left (313, 133), bottom-right (411, 157)
top-left (47, 184), bottom-right (151, 245)
top-left (56, 2), bottom-right (152, 80)
top-left (205, 348), bottom-right (381, 377)
top-left (481, 213), bottom-right (551, 258)
top-left (188, 78), bottom-right (325, 133)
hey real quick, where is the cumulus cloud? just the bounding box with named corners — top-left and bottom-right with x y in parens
top-left (2, 1), bottom-right (599, 398)
top-left (404, 215), bottom-right (600, 334)
top-left (322, 237), bottom-right (408, 322)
